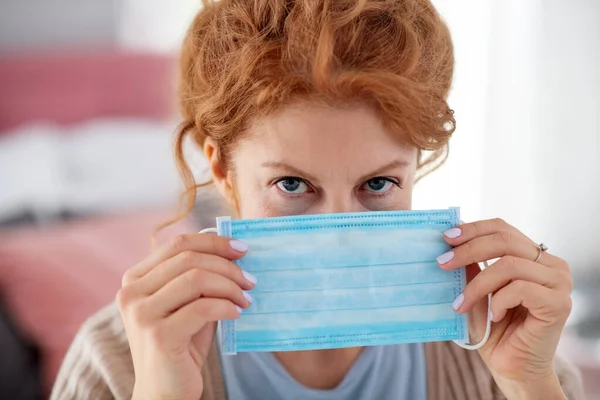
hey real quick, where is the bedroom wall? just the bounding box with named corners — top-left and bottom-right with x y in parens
top-left (0, 0), bottom-right (120, 52)
top-left (0, 0), bottom-right (202, 54)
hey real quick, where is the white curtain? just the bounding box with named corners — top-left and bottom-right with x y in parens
top-left (417, 0), bottom-right (600, 274)
top-left (118, 0), bottom-right (201, 52)
top-left (413, 0), bottom-right (493, 223)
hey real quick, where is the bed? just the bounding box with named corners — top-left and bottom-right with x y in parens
top-left (0, 51), bottom-right (200, 395)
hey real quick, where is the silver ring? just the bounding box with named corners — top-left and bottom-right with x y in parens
top-left (534, 243), bottom-right (548, 263)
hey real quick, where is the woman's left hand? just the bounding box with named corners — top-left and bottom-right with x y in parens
top-left (439, 218), bottom-right (573, 399)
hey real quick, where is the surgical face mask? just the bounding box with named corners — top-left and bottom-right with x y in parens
top-left (203, 208), bottom-right (490, 355)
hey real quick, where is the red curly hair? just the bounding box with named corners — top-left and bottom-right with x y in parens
top-left (170, 0), bottom-right (455, 224)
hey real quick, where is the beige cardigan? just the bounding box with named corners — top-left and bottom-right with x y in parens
top-left (50, 303), bottom-right (585, 400)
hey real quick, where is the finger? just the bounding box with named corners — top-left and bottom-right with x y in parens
top-left (454, 256), bottom-right (569, 313)
top-left (443, 218), bottom-right (525, 245)
top-left (148, 269), bottom-right (252, 317)
top-left (443, 219), bottom-right (566, 269)
top-left (123, 233), bottom-right (248, 285)
top-left (135, 251), bottom-right (256, 295)
top-left (439, 231), bottom-right (548, 270)
top-left (463, 263), bottom-right (491, 342)
top-left (153, 298), bottom-right (240, 351)
top-left (489, 280), bottom-right (572, 325)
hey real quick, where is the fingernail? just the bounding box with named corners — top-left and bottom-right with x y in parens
top-left (243, 291), bottom-right (253, 304)
top-left (236, 305), bottom-right (243, 314)
top-left (489, 310), bottom-right (494, 322)
top-left (452, 293), bottom-right (464, 310)
top-left (230, 239), bottom-right (248, 252)
top-left (444, 228), bottom-right (462, 239)
top-left (437, 251), bottom-right (455, 265)
top-left (242, 270), bottom-right (258, 285)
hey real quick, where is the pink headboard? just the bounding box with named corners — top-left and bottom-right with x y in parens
top-left (0, 52), bottom-right (178, 131)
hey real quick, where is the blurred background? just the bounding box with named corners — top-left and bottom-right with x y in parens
top-left (0, 0), bottom-right (598, 398)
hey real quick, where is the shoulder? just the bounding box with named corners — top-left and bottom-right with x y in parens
top-left (50, 302), bottom-right (134, 400)
top-left (425, 342), bottom-right (498, 399)
top-left (426, 342), bottom-right (585, 400)
top-left (50, 303), bottom-right (227, 400)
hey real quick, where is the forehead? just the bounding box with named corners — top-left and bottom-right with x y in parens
top-left (236, 102), bottom-right (416, 169)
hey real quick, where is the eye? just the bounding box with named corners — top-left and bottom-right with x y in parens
top-left (362, 177), bottom-right (400, 194)
top-left (275, 177), bottom-right (309, 194)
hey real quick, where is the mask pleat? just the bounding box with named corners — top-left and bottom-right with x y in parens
top-left (217, 208), bottom-right (468, 354)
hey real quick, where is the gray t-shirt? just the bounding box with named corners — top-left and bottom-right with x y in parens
top-left (220, 344), bottom-right (427, 400)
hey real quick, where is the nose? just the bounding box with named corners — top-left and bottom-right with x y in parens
top-left (318, 193), bottom-right (366, 215)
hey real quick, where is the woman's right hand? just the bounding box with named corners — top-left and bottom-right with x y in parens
top-left (117, 234), bottom-right (255, 400)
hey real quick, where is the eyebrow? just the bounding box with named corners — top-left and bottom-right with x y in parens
top-left (356, 160), bottom-right (410, 183)
top-left (261, 159), bottom-right (410, 183)
top-left (261, 162), bottom-right (320, 182)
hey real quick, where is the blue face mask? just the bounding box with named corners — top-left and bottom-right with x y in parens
top-left (209, 208), bottom-right (489, 355)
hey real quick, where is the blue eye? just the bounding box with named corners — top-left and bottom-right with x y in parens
top-left (363, 177), bottom-right (398, 194)
top-left (276, 177), bottom-right (309, 194)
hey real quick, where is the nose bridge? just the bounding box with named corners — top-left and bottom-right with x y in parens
top-left (321, 189), bottom-right (364, 214)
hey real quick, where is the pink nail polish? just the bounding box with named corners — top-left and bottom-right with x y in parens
top-left (444, 228), bottom-right (462, 239)
top-left (230, 240), bottom-right (248, 252)
top-left (452, 293), bottom-right (464, 310)
top-left (437, 251), bottom-right (455, 265)
top-left (243, 291), bottom-right (253, 304)
top-left (243, 270), bottom-right (257, 285)
top-left (235, 305), bottom-right (243, 314)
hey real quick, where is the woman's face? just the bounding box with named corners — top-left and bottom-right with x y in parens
top-left (206, 102), bottom-right (418, 219)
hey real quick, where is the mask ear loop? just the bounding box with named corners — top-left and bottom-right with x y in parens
top-left (199, 227), bottom-right (218, 234)
top-left (454, 260), bottom-right (492, 351)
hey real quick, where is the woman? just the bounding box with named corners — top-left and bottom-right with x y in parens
top-left (51, 0), bottom-right (584, 399)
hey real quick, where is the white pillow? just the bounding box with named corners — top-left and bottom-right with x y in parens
top-left (0, 118), bottom-right (209, 222)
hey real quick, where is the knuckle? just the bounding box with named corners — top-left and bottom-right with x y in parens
top-left (115, 288), bottom-right (127, 309)
top-left (184, 268), bottom-right (204, 292)
top-left (513, 279), bottom-right (527, 292)
top-left (493, 218), bottom-right (507, 229)
top-left (561, 296), bottom-right (573, 316)
top-left (556, 256), bottom-right (571, 271)
top-left (193, 267), bottom-right (206, 282)
top-left (495, 230), bottom-right (513, 247)
top-left (462, 240), bottom-right (474, 257)
top-left (130, 300), bottom-right (146, 317)
top-left (551, 295), bottom-right (573, 320)
top-left (116, 285), bottom-right (135, 308)
top-left (177, 250), bottom-right (198, 265)
top-left (170, 234), bottom-right (189, 253)
top-left (566, 276), bottom-right (574, 293)
top-left (210, 234), bottom-right (222, 254)
top-left (129, 301), bottom-right (151, 327)
top-left (121, 269), bottom-right (136, 287)
top-left (467, 222), bottom-right (479, 237)
top-left (501, 255), bottom-right (518, 273)
top-left (557, 270), bottom-right (574, 292)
